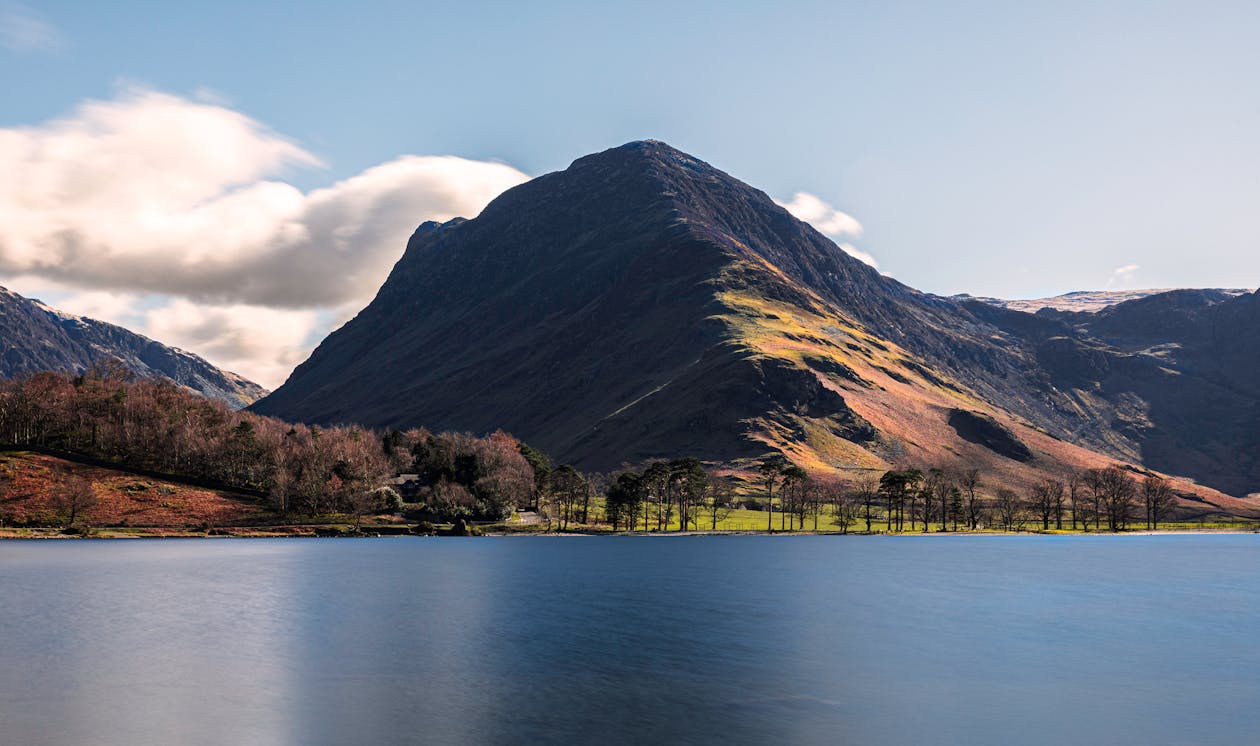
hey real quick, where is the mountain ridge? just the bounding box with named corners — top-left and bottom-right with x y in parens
top-left (960, 288), bottom-right (1254, 314)
top-left (253, 140), bottom-right (1260, 504)
top-left (0, 285), bottom-right (266, 407)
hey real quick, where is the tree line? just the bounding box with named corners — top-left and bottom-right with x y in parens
top-left (0, 366), bottom-right (536, 521)
top-left (0, 367), bottom-right (1183, 531)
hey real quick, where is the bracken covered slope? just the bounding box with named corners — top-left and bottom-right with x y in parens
top-left (0, 286), bottom-right (266, 408)
top-left (253, 141), bottom-right (1260, 508)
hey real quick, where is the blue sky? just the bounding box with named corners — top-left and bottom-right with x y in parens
top-left (3, 0), bottom-right (1259, 384)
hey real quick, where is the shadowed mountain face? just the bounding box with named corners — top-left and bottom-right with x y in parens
top-left (0, 287), bottom-right (266, 408)
top-left (253, 141), bottom-right (1260, 501)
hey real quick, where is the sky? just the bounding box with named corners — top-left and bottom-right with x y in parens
top-left (2, 0), bottom-right (1260, 388)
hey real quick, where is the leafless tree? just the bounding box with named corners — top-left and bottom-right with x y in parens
top-left (995, 488), bottom-right (1024, 532)
top-left (1030, 479), bottom-right (1064, 531)
top-left (959, 469), bottom-right (983, 530)
top-left (1067, 473), bottom-right (1090, 531)
top-left (855, 475), bottom-right (879, 533)
top-left (51, 467), bottom-right (96, 528)
top-left (1142, 475), bottom-right (1175, 530)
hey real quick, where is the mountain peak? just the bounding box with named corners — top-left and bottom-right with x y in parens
top-left (253, 141), bottom-right (1260, 501)
top-left (565, 139), bottom-right (716, 180)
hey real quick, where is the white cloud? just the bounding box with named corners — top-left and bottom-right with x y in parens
top-left (776, 191), bottom-right (864, 237)
top-left (835, 242), bottom-right (880, 270)
top-left (139, 299), bottom-right (331, 391)
top-left (1106, 263), bottom-right (1140, 288)
top-left (0, 88), bottom-right (530, 388)
top-left (0, 88), bottom-right (529, 307)
top-left (0, 2), bottom-right (64, 53)
top-left (775, 191), bottom-right (879, 269)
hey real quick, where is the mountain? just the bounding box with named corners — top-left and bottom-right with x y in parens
top-left (0, 286), bottom-right (266, 407)
top-left (253, 141), bottom-right (1260, 508)
top-left (959, 289), bottom-right (1253, 314)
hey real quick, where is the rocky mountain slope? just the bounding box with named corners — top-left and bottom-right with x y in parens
top-left (960, 288), bottom-right (1253, 314)
top-left (252, 141), bottom-right (1260, 507)
top-left (0, 286), bottom-right (266, 407)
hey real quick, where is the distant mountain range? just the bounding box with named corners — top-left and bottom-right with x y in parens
top-left (0, 286), bottom-right (266, 407)
top-left (959, 289), bottom-right (1254, 314)
top-left (251, 141), bottom-right (1260, 508)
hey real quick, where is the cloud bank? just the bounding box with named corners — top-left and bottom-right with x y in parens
top-left (775, 191), bottom-right (879, 269)
top-left (1, 90), bottom-right (877, 390)
top-left (0, 89), bottom-right (528, 388)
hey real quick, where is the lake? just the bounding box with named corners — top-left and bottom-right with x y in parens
top-left (1, 535), bottom-right (1258, 745)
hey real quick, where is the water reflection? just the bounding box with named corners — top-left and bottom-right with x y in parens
top-left (2, 536), bottom-right (1260, 745)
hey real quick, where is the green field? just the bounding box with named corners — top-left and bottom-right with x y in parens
top-left (501, 498), bottom-right (1260, 535)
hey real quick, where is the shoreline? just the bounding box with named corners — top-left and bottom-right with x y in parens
top-left (3, 526), bottom-right (1258, 540)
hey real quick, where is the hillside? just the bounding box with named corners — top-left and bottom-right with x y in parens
top-left (253, 141), bottom-right (1260, 506)
top-left (0, 286), bottom-right (266, 407)
top-left (0, 451), bottom-right (267, 528)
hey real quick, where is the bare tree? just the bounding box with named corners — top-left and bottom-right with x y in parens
top-left (995, 488), bottom-right (1023, 532)
top-left (1141, 474), bottom-right (1174, 531)
top-left (51, 466), bottom-right (96, 528)
top-left (827, 481), bottom-right (857, 534)
top-left (855, 475), bottom-right (879, 533)
top-left (1094, 466), bottom-right (1137, 532)
top-left (1084, 468), bottom-right (1106, 531)
top-left (1067, 474), bottom-right (1089, 531)
top-left (959, 469), bottom-right (983, 530)
top-left (1030, 479), bottom-right (1064, 531)
top-left (924, 468), bottom-right (954, 532)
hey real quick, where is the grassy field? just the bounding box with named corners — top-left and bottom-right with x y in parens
top-left (506, 499), bottom-right (1260, 535)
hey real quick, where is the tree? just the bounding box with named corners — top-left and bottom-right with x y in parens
top-left (1068, 473), bottom-right (1089, 531)
top-left (51, 467), bottom-right (96, 528)
top-left (1030, 479), bottom-right (1064, 531)
top-left (430, 480), bottom-right (477, 522)
top-left (1083, 468), bottom-right (1106, 531)
top-left (372, 486), bottom-right (403, 513)
top-left (924, 468), bottom-right (953, 532)
top-left (643, 461), bottom-right (672, 532)
top-left (606, 471), bottom-right (645, 532)
top-left (994, 488), bottom-right (1024, 532)
top-left (779, 465), bottom-right (808, 531)
top-left (547, 465), bottom-right (587, 531)
top-left (855, 475), bottom-right (880, 533)
top-left (879, 469), bottom-right (922, 532)
top-left (828, 481), bottom-right (857, 534)
top-left (1142, 475), bottom-right (1174, 530)
top-left (702, 475), bottom-right (737, 531)
top-left (667, 458), bottom-right (708, 531)
top-left (947, 486), bottom-right (964, 531)
top-left (1053, 478), bottom-right (1066, 530)
top-left (757, 458), bottom-right (786, 533)
top-left (803, 479), bottom-right (827, 531)
top-left (959, 469), bottom-right (984, 530)
top-left (1091, 465), bottom-right (1137, 532)
top-left (517, 441), bottom-right (552, 511)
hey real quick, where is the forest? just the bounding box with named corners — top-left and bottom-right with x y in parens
top-left (0, 367), bottom-right (1184, 533)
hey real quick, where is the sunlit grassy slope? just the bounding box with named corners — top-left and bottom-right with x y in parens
top-left (707, 274), bottom-right (1259, 518)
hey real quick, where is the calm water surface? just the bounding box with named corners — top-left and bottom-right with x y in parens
top-left (1, 535), bottom-right (1258, 745)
